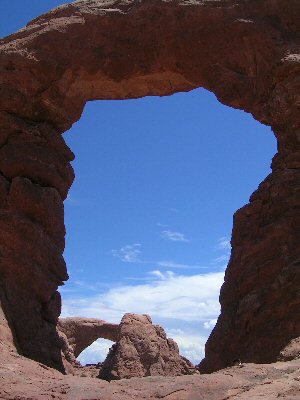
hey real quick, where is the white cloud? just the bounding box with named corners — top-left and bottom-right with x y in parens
top-left (161, 230), bottom-right (189, 242)
top-left (77, 339), bottom-right (114, 365)
top-left (217, 236), bottom-right (231, 250)
top-left (62, 270), bottom-right (223, 325)
top-left (166, 328), bottom-right (206, 364)
top-left (111, 243), bottom-right (141, 263)
top-left (203, 318), bottom-right (218, 330)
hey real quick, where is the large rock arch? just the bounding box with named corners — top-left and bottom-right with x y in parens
top-left (58, 317), bottom-right (118, 358)
top-left (0, 0), bottom-right (299, 373)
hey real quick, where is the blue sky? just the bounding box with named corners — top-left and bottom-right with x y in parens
top-left (1, 1), bottom-right (277, 365)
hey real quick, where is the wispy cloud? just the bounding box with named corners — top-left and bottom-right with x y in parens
top-left (161, 230), bottom-right (189, 242)
top-left (156, 222), bottom-right (168, 228)
top-left (149, 270), bottom-right (175, 280)
top-left (111, 244), bottom-right (141, 263)
top-left (111, 246), bottom-right (206, 271)
top-left (217, 236), bottom-right (231, 250)
top-left (156, 260), bottom-right (207, 270)
top-left (212, 236), bottom-right (232, 268)
top-left (211, 254), bottom-right (230, 266)
top-left (60, 280), bottom-right (113, 294)
top-left (213, 255), bottom-right (229, 263)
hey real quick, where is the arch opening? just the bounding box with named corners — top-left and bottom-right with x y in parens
top-left (60, 87), bottom-right (276, 367)
top-left (78, 338), bottom-right (115, 366)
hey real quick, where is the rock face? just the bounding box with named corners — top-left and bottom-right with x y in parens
top-left (0, 0), bottom-right (299, 373)
top-left (99, 313), bottom-right (197, 380)
top-left (200, 169), bottom-right (300, 372)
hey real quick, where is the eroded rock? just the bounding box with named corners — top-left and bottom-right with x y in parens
top-left (57, 314), bottom-right (197, 380)
top-left (58, 317), bottom-right (118, 362)
top-left (99, 313), bottom-right (197, 380)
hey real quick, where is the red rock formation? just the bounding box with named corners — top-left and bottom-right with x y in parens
top-left (58, 317), bottom-right (118, 362)
top-left (98, 313), bottom-right (197, 380)
top-left (0, 0), bottom-right (299, 372)
top-left (57, 314), bottom-right (196, 379)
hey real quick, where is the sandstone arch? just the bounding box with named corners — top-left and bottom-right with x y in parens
top-left (0, 0), bottom-right (299, 373)
top-left (58, 317), bottom-right (118, 359)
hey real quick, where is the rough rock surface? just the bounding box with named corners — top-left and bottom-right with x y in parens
top-left (99, 313), bottom-right (197, 380)
top-left (279, 337), bottom-right (300, 362)
top-left (0, 0), bottom-right (299, 373)
top-left (1, 343), bottom-right (300, 400)
top-left (58, 317), bottom-right (118, 358)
